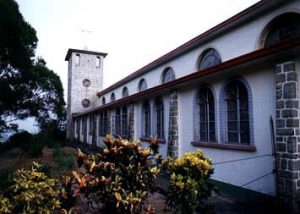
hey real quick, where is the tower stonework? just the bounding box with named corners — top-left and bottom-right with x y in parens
top-left (65, 49), bottom-right (107, 140)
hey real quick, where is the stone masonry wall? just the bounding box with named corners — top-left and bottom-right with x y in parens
top-left (275, 61), bottom-right (300, 211)
top-left (167, 89), bottom-right (179, 158)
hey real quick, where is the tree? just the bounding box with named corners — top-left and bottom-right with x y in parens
top-left (0, 0), bottom-right (65, 135)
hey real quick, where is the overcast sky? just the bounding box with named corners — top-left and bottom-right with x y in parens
top-left (16, 0), bottom-right (260, 99)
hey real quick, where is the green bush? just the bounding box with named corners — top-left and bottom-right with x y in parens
top-left (0, 162), bottom-right (62, 213)
top-left (65, 136), bottom-right (160, 213)
top-left (163, 150), bottom-right (214, 213)
top-left (8, 131), bottom-right (32, 148)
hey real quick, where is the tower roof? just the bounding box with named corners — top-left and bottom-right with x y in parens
top-left (65, 48), bottom-right (108, 61)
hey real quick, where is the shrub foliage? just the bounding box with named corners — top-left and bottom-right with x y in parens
top-left (0, 162), bottom-right (61, 213)
top-left (64, 136), bottom-right (160, 213)
top-left (163, 150), bottom-right (214, 213)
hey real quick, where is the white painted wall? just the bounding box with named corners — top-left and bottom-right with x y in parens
top-left (71, 1), bottom-right (300, 196)
top-left (178, 65), bottom-right (276, 195)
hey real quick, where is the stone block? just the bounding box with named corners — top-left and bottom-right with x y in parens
top-left (276, 119), bottom-right (285, 128)
top-left (283, 82), bottom-right (296, 99)
top-left (287, 72), bottom-right (297, 81)
top-left (287, 119), bottom-right (300, 128)
top-left (275, 64), bottom-right (282, 73)
top-left (276, 142), bottom-right (287, 151)
top-left (276, 89), bottom-right (282, 99)
top-left (276, 136), bottom-right (283, 142)
top-left (281, 159), bottom-right (288, 169)
top-left (284, 62), bottom-right (295, 72)
top-left (276, 73), bottom-right (286, 83)
top-left (286, 100), bottom-right (299, 109)
top-left (282, 109), bottom-right (298, 118)
top-left (276, 101), bottom-right (285, 109)
top-left (278, 170), bottom-right (298, 179)
top-left (277, 128), bottom-right (294, 135)
top-left (276, 110), bottom-right (281, 118)
top-left (286, 179), bottom-right (296, 194)
top-left (289, 160), bottom-right (300, 170)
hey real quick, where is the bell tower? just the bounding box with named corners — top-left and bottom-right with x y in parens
top-left (65, 48), bottom-right (107, 139)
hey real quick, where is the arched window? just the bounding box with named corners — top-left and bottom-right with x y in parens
top-left (111, 92), bottom-right (116, 102)
top-left (96, 56), bottom-right (101, 68)
top-left (154, 98), bottom-right (164, 139)
top-left (114, 107), bottom-right (121, 136)
top-left (75, 54), bottom-right (80, 66)
top-left (197, 87), bottom-right (215, 142)
top-left (122, 87), bottom-right (129, 98)
top-left (99, 111), bottom-right (108, 136)
top-left (121, 105), bottom-right (128, 138)
top-left (264, 13), bottom-right (300, 48)
top-left (225, 81), bottom-right (250, 144)
top-left (76, 118), bottom-right (81, 138)
top-left (102, 97), bottom-right (106, 105)
top-left (162, 67), bottom-right (175, 83)
top-left (198, 48), bottom-right (221, 70)
top-left (142, 101), bottom-right (151, 137)
top-left (138, 79), bottom-right (148, 92)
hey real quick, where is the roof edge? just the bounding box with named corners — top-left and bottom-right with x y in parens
top-left (77, 36), bottom-right (300, 117)
top-left (65, 48), bottom-right (108, 61)
top-left (96, 0), bottom-right (283, 96)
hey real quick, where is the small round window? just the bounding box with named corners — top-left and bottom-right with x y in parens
top-left (81, 99), bottom-right (91, 108)
top-left (82, 79), bottom-right (91, 87)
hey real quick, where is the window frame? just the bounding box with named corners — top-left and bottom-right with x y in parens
top-left (142, 100), bottom-right (151, 137)
top-left (197, 87), bottom-right (216, 142)
top-left (154, 98), bottom-right (164, 139)
top-left (162, 67), bottom-right (175, 84)
top-left (138, 79), bottom-right (148, 92)
top-left (197, 48), bottom-right (221, 70)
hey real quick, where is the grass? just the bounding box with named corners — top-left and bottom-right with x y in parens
top-left (53, 146), bottom-right (75, 173)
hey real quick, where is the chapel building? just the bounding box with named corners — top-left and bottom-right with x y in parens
top-left (66, 0), bottom-right (300, 210)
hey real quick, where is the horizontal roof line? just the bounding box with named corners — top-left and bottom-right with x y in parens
top-left (65, 48), bottom-right (108, 61)
top-left (73, 36), bottom-right (300, 118)
top-left (96, 0), bottom-right (277, 97)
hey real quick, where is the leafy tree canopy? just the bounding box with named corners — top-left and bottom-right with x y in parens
top-left (0, 0), bottom-right (66, 135)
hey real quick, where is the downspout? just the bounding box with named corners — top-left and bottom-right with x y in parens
top-left (270, 115), bottom-right (279, 197)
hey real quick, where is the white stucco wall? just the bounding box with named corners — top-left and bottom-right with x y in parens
top-left (178, 64), bottom-right (276, 195)
top-left (70, 0), bottom-right (300, 196)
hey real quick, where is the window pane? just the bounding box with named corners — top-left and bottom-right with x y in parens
top-left (228, 132), bottom-right (238, 143)
top-left (240, 133), bottom-right (250, 144)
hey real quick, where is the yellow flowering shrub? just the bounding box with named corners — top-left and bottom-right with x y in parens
top-left (0, 162), bottom-right (62, 214)
top-left (163, 150), bottom-right (214, 213)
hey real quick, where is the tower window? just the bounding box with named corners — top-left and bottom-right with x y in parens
top-left (75, 54), bottom-right (80, 66)
top-left (96, 56), bottom-right (101, 68)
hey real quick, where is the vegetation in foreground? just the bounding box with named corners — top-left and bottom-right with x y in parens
top-left (0, 136), bottom-right (214, 213)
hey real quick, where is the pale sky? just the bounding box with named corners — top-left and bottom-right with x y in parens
top-left (16, 0), bottom-right (260, 99)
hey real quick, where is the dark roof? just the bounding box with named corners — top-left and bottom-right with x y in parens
top-left (73, 36), bottom-right (300, 118)
top-left (97, 0), bottom-right (286, 97)
top-left (65, 48), bottom-right (108, 61)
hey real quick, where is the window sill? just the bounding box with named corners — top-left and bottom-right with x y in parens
top-left (140, 137), bottom-right (166, 144)
top-left (191, 141), bottom-right (256, 152)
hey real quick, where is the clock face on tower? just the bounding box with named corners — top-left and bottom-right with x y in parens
top-left (81, 99), bottom-right (91, 108)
